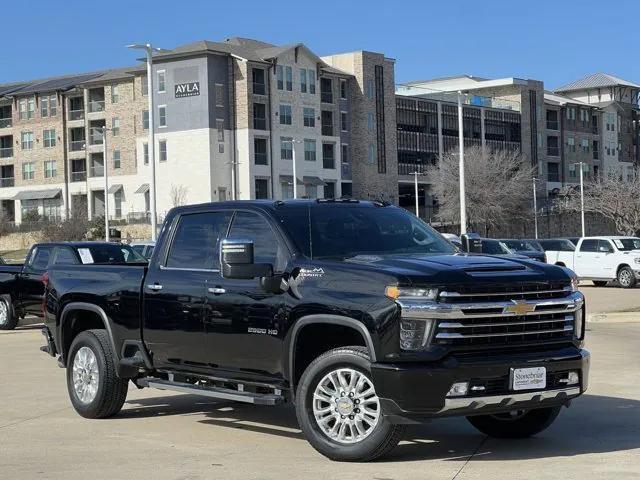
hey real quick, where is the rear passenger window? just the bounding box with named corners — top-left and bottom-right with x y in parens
top-left (166, 212), bottom-right (233, 269)
top-left (30, 247), bottom-right (52, 270)
top-left (53, 248), bottom-right (79, 265)
top-left (580, 240), bottom-right (599, 252)
top-left (228, 211), bottom-right (283, 268)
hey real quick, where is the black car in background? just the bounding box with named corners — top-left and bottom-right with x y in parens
top-left (499, 239), bottom-right (547, 262)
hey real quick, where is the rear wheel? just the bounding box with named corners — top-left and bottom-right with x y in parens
top-left (0, 296), bottom-right (18, 330)
top-left (617, 267), bottom-right (636, 288)
top-left (295, 346), bottom-right (405, 462)
top-left (67, 330), bottom-right (128, 418)
top-left (592, 281), bottom-right (608, 287)
top-left (467, 407), bottom-right (561, 438)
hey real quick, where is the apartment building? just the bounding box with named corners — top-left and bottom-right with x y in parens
top-left (0, 37), bottom-right (398, 224)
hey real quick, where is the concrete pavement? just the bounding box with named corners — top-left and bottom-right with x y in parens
top-left (1, 322), bottom-right (639, 480)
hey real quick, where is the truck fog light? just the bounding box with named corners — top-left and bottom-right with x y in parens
top-left (447, 382), bottom-right (469, 397)
top-left (565, 371), bottom-right (579, 386)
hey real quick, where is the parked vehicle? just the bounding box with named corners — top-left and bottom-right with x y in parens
top-left (0, 242), bottom-right (146, 330)
top-left (41, 200), bottom-right (588, 462)
top-left (130, 241), bottom-right (156, 260)
top-left (546, 236), bottom-right (640, 288)
top-left (567, 237), bottom-right (581, 247)
top-left (499, 239), bottom-right (547, 263)
top-left (537, 239), bottom-right (576, 253)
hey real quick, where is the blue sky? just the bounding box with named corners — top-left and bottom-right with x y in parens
top-left (1, 0), bottom-right (638, 90)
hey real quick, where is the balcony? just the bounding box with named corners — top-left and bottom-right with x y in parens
top-left (88, 101), bottom-right (105, 113)
top-left (71, 171), bottom-right (87, 182)
top-left (547, 147), bottom-right (559, 157)
top-left (0, 147), bottom-right (13, 158)
top-left (69, 109), bottom-right (84, 121)
top-left (0, 118), bottom-right (11, 128)
top-left (69, 140), bottom-right (85, 151)
top-left (546, 121), bottom-right (558, 130)
top-left (90, 166), bottom-right (104, 177)
top-left (322, 124), bottom-right (334, 136)
top-left (0, 177), bottom-right (14, 188)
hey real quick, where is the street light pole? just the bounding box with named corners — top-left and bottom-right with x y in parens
top-left (292, 140), bottom-right (298, 199)
top-left (102, 126), bottom-right (110, 242)
top-left (412, 171), bottom-right (420, 217)
top-left (532, 177), bottom-right (538, 239)
top-left (128, 43), bottom-right (166, 241)
top-left (577, 161), bottom-right (586, 237)
top-left (457, 91), bottom-right (467, 235)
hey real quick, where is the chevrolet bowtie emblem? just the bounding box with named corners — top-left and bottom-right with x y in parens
top-left (504, 301), bottom-right (536, 315)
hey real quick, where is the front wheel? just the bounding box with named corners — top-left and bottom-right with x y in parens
top-left (67, 330), bottom-right (128, 418)
top-left (0, 296), bottom-right (18, 330)
top-left (617, 267), bottom-right (637, 288)
top-left (295, 346), bottom-right (405, 462)
top-left (467, 407), bottom-right (561, 438)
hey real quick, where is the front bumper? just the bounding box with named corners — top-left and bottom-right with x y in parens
top-left (371, 346), bottom-right (590, 424)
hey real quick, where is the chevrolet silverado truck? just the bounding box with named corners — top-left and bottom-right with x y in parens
top-left (41, 200), bottom-right (589, 462)
top-left (546, 236), bottom-right (640, 288)
top-left (0, 242), bottom-right (146, 330)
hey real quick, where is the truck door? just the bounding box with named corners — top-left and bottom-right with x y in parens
top-left (597, 239), bottom-right (617, 278)
top-left (143, 210), bottom-right (233, 370)
top-left (19, 246), bottom-right (52, 316)
top-left (203, 210), bottom-right (290, 380)
top-left (574, 239), bottom-right (600, 278)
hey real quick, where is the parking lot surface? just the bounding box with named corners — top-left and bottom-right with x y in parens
top-left (1, 317), bottom-right (639, 479)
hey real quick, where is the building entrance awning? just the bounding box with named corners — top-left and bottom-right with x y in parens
top-left (135, 184), bottom-right (149, 194)
top-left (13, 188), bottom-right (61, 200)
top-left (108, 184), bottom-right (123, 194)
top-left (279, 175), bottom-right (304, 185)
top-left (303, 176), bottom-right (327, 187)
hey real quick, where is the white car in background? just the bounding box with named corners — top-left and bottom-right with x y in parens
top-left (546, 236), bottom-right (640, 288)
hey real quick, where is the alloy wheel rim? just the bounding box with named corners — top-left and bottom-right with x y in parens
top-left (619, 270), bottom-right (632, 286)
top-left (0, 300), bottom-right (7, 325)
top-left (312, 368), bottom-right (380, 444)
top-left (72, 346), bottom-right (99, 404)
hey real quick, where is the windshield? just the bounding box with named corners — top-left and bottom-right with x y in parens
top-left (503, 240), bottom-right (543, 252)
top-left (612, 238), bottom-right (640, 251)
top-left (276, 204), bottom-right (456, 260)
top-left (482, 240), bottom-right (512, 255)
top-left (78, 244), bottom-right (148, 264)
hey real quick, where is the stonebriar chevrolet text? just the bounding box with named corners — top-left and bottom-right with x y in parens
top-left (41, 200), bottom-right (589, 462)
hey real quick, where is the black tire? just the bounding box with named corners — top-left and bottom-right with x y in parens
top-left (592, 281), bottom-right (608, 287)
top-left (467, 406), bottom-right (561, 439)
top-left (0, 296), bottom-right (18, 330)
top-left (295, 346), bottom-right (405, 462)
top-left (66, 329), bottom-right (128, 419)
top-left (617, 266), bottom-right (637, 288)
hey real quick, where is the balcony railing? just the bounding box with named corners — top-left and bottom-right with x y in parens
top-left (0, 177), bottom-right (15, 188)
top-left (547, 147), bottom-right (560, 157)
top-left (0, 147), bottom-right (13, 158)
top-left (88, 101), bottom-right (105, 113)
top-left (69, 140), bottom-right (85, 151)
top-left (546, 120), bottom-right (558, 130)
top-left (90, 135), bottom-right (103, 146)
top-left (71, 171), bottom-right (87, 182)
top-left (321, 91), bottom-right (333, 104)
top-left (323, 157), bottom-right (335, 169)
top-left (322, 124), bottom-right (334, 136)
top-left (69, 109), bottom-right (84, 121)
top-left (0, 118), bottom-right (11, 128)
top-left (90, 166), bottom-right (104, 177)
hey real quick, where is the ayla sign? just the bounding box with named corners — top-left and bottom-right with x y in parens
top-left (175, 82), bottom-right (200, 98)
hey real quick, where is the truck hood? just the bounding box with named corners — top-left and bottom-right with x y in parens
top-left (343, 253), bottom-right (570, 286)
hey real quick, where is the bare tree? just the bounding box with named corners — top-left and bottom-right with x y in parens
top-left (170, 184), bottom-right (189, 207)
top-left (425, 147), bottom-right (535, 235)
top-left (558, 171), bottom-right (640, 235)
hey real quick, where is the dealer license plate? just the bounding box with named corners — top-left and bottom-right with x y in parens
top-left (510, 367), bottom-right (546, 391)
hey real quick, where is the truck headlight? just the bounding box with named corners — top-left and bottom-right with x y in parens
top-left (385, 286), bottom-right (439, 300)
top-left (400, 318), bottom-right (435, 350)
top-left (569, 276), bottom-right (579, 292)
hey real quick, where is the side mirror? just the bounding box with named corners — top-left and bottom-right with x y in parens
top-left (220, 238), bottom-right (273, 279)
top-left (461, 233), bottom-right (482, 253)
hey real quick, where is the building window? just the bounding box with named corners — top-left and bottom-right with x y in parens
top-left (111, 117), bottom-right (120, 136)
top-left (285, 66), bottom-right (293, 91)
top-left (215, 84), bottom-right (224, 107)
top-left (143, 142), bottom-right (149, 165)
top-left (41, 94), bottom-right (57, 117)
top-left (309, 69), bottom-right (316, 94)
top-left (276, 65), bottom-right (284, 90)
top-left (281, 181), bottom-right (294, 200)
top-left (43, 129), bottom-right (56, 148)
top-left (19, 97), bottom-right (35, 120)
top-left (111, 85), bottom-right (119, 103)
top-left (566, 107), bottom-right (576, 121)
top-left (114, 189), bottom-right (123, 219)
top-left (547, 162), bottom-right (560, 182)
top-left (22, 162), bottom-right (35, 180)
top-left (340, 79), bottom-right (347, 99)
top-left (304, 139), bottom-right (316, 161)
top-left (341, 111), bottom-right (348, 131)
top-left (141, 75), bottom-right (148, 96)
top-left (280, 137), bottom-right (293, 160)
top-left (44, 160), bottom-right (56, 178)
top-left (300, 68), bottom-right (307, 93)
top-left (320, 78), bottom-right (333, 103)
top-left (279, 104), bottom-right (292, 125)
top-left (368, 144), bottom-right (376, 164)
top-left (341, 144), bottom-right (348, 164)
top-left (367, 112), bottom-right (374, 132)
top-left (303, 107), bottom-right (315, 127)
top-left (216, 119), bottom-right (224, 142)
top-left (21, 131), bottom-right (34, 150)
top-left (157, 70), bottom-right (166, 93)
top-left (324, 181), bottom-right (335, 199)
top-left (159, 140), bottom-right (167, 162)
top-left (321, 110), bottom-right (334, 136)
top-left (341, 182), bottom-right (352, 197)
top-left (366, 79), bottom-right (375, 99)
top-left (21, 199), bottom-right (39, 218)
top-left (142, 110), bottom-right (149, 130)
top-left (567, 137), bottom-right (576, 152)
top-left (254, 138), bottom-right (268, 165)
top-left (113, 150), bottom-right (121, 169)
top-left (581, 138), bottom-right (589, 153)
top-left (322, 143), bottom-right (335, 169)
top-left (158, 106), bottom-right (167, 127)
top-left (253, 103), bottom-right (267, 130)
top-left (255, 178), bottom-right (269, 199)
top-left (252, 68), bottom-right (266, 95)
top-left (569, 164), bottom-right (576, 178)
top-left (593, 140), bottom-right (599, 160)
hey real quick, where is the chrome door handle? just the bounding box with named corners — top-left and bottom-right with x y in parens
top-left (147, 284), bottom-right (163, 291)
top-left (208, 287), bottom-right (226, 295)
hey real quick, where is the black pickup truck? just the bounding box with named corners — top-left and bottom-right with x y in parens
top-left (0, 242), bottom-right (145, 330)
top-left (41, 200), bottom-right (589, 462)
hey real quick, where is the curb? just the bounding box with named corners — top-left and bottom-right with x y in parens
top-left (587, 312), bottom-right (640, 324)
